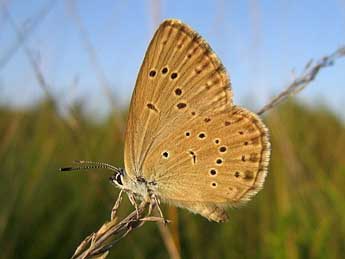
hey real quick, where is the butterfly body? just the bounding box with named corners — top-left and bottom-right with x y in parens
top-left (120, 174), bottom-right (153, 201)
top-left (119, 19), bottom-right (270, 222)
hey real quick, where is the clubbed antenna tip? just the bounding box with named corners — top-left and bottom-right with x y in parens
top-left (59, 167), bottom-right (73, 172)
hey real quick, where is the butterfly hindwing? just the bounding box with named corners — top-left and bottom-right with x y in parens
top-left (142, 106), bottom-right (270, 221)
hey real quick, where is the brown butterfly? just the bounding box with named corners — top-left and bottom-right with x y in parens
top-left (61, 19), bottom-right (270, 223)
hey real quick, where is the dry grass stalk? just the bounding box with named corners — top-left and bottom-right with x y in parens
top-left (66, 1), bottom-right (116, 106)
top-left (257, 46), bottom-right (345, 115)
top-left (0, 0), bottom-right (58, 69)
top-left (156, 221), bottom-right (181, 259)
top-left (71, 195), bottom-right (169, 259)
top-left (66, 0), bottom-right (125, 134)
top-left (1, 3), bottom-right (81, 134)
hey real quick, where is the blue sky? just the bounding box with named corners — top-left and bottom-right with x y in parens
top-left (1, 0), bottom-right (345, 118)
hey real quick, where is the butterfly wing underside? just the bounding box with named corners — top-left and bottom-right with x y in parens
top-left (124, 19), bottom-right (270, 222)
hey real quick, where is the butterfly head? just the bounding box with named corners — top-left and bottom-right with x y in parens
top-left (109, 168), bottom-right (125, 188)
top-left (110, 170), bottom-right (156, 199)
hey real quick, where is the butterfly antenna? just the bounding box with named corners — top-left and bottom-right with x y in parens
top-left (59, 160), bottom-right (121, 173)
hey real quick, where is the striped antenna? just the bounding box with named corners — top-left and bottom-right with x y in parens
top-left (59, 160), bottom-right (121, 173)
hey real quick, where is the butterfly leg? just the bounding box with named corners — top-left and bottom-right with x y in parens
top-left (148, 199), bottom-right (154, 216)
top-left (111, 189), bottom-right (123, 220)
top-left (152, 194), bottom-right (168, 225)
top-left (127, 192), bottom-right (140, 219)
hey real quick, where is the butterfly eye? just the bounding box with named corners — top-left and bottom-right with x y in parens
top-left (115, 173), bottom-right (123, 185)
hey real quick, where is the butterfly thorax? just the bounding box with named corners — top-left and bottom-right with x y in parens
top-left (121, 171), bottom-right (159, 202)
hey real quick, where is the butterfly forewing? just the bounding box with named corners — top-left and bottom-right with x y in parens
top-left (124, 19), bottom-right (270, 222)
top-left (125, 19), bottom-right (232, 176)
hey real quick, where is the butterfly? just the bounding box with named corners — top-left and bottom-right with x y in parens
top-left (61, 19), bottom-right (270, 223)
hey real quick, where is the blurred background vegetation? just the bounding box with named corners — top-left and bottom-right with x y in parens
top-left (1, 100), bottom-right (345, 258)
top-left (1, 0), bottom-right (345, 258)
